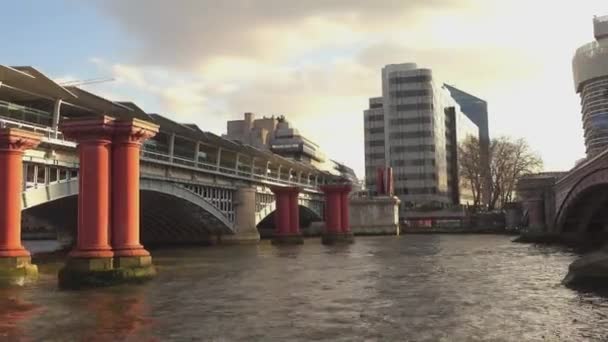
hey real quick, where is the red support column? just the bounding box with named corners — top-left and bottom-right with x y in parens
top-left (112, 119), bottom-right (159, 267)
top-left (61, 117), bottom-right (115, 259)
top-left (58, 117), bottom-right (116, 289)
top-left (271, 186), bottom-right (303, 244)
top-left (340, 184), bottom-right (352, 233)
top-left (321, 184), bottom-right (354, 244)
top-left (0, 128), bottom-right (41, 283)
top-left (289, 189), bottom-right (301, 235)
top-left (323, 189), bottom-right (342, 234)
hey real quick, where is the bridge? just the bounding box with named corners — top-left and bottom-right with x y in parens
top-left (518, 149), bottom-right (608, 235)
top-left (0, 65), bottom-right (355, 288)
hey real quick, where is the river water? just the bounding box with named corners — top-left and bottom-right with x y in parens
top-left (2, 235), bottom-right (607, 341)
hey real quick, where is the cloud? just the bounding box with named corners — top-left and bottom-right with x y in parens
top-left (92, 0), bottom-right (471, 68)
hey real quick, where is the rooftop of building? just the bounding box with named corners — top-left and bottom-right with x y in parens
top-left (444, 84), bottom-right (487, 104)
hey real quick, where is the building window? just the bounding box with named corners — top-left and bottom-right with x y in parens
top-left (391, 103), bottom-right (434, 112)
top-left (389, 75), bottom-right (432, 84)
top-left (368, 127), bottom-right (384, 134)
top-left (370, 103), bottom-right (383, 109)
top-left (366, 153), bottom-right (385, 160)
top-left (392, 159), bottom-right (435, 167)
top-left (368, 140), bottom-right (385, 147)
top-left (389, 117), bottom-right (432, 125)
top-left (389, 89), bottom-right (431, 97)
top-left (390, 144), bottom-right (435, 153)
top-left (394, 173), bottom-right (437, 181)
top-left (389, 131), bottom-right (432, 139)
top-left (367, 114), bottom-right (384, 122)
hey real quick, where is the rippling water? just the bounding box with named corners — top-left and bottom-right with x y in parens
top-left (4, 235), bottom-right (608, 341)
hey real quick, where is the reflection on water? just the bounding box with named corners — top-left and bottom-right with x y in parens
top-left (4, 235), bottom-right (608, 341)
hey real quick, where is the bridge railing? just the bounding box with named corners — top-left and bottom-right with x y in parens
top-left (141, 148), bottom-right (320, 190)
top-left (0, 112), bottom-right (325, 190)
top-left (0, 117), bottom-right (75, 147)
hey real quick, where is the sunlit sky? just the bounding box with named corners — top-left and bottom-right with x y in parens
top-left (3, 1), bottom-right (606, 178)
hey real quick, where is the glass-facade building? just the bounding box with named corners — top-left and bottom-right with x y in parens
top-left (444, 84), bottom-right (491, 204)
top-left (573, 15), bottom-right (608, 158)
top-left (364, 63), bottom-right (480, 211)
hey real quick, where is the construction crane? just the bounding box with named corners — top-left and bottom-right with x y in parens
top-left (58, 77), bottom-right (114, 87)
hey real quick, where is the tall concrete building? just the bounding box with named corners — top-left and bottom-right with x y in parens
top-left (364, 63), bottom-right (480, 212)
top-left (573, 15), bottom-right (608, 158)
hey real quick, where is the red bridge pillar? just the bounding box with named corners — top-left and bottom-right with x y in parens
top-left (58, 117), bottom-right (115, 288)
top-left (0, 128), bottom-right (41, 284)
top-left (58, 116), bottom-right (158, 289)
top-left (321, 184), bottom-right (354, 244)
top-left (271, 186), bottom-right (303, 244)
top-left (112, 118), bottom-right (159, 271)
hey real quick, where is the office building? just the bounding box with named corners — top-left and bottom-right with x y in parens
top-left (573, 15), bottom-right (608, 158)
top-left (444, 84), bottom-right (491, 204)
top-left (224, 112), bottom-right (359, 185)
top-left (364, 63), bottom-right (481, 211)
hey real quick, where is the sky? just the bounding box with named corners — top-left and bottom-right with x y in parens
top-left (2, 0), bottom-right (606, 178)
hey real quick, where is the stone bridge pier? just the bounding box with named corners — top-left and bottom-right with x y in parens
top-left (219, 186), bottom-right (260, 244)
top-left (516, 174), bottom-right (559, 232)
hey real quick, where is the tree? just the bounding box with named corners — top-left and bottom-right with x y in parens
top-left (458, 136), bottom-right (484, 207)
top-left (459, 135), bottom-right (543, 211)
top-left (491, 137), bottom-right (543, 209)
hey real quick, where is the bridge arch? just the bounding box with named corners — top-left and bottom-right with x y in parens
top-left (21, 178), bottom-right (235, 246)
top-left (555, 167), bottom-right (608, 232)
top-left (256, 203), bottom-right (324, 238)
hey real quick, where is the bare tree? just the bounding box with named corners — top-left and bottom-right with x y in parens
top-left (459, 135), bottom-right (543, 210)
top-left (458, 136), bottom-right (483, 207)
top-left (488, 136), bottom-right (543, 210)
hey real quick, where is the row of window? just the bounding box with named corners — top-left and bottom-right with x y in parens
top-left (366, 114), bottom-right (384, 122)
top-left (367, 140), bottom-right (385, 147)
top-left (389, 89), bottom-right (431, 98)
top-left (389, 117), bottom-right (432, 125)
top-left (370, 103), bottom-right (383, 109)
top-left (394, 187), bottom-right (438, 195)
top-left (366, 153), bottom-right (385, 160)
top-left (392, 158), bottom-right (436, 166)
top-left (390, 103), bottom-right (434, 112)
top-left (390, 144), bottom-right (435, 153)
top-left (394, 173), bottom-right (437, 181)
top-left (389, 75), bottom-right (432, 84)
top-left (389, 131), bottom-right (432, 139)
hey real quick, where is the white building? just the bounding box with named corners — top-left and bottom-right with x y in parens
top-left (364, 63), bottom-right (480, 211)
top-left (572, 15), bottom-right (608, 157)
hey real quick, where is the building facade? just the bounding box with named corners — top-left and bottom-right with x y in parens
top-left (364, 63), bottom-right (481, 212)
top-left (573, 15), bottom-right (608, 158)
top-left (444, 84), bottom-right (491, 204)
top-left (224, 112), bottom-right (359, 186)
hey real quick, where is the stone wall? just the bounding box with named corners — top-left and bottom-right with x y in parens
top-left (349, 196), bottom-right (400, 235)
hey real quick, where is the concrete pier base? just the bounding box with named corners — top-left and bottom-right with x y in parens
top-left (321, 232), bottom-right (354, 245)
top-left (220, 229), bottom-right (260, 245)
top-left (58, 256), bottom-right (155, 290)
top-left (0, 256), bottom-right (38, 285)
top-left (563, 250), bottom-right (608, 288)
top-left (271, 234), bottom-right (304, 245)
